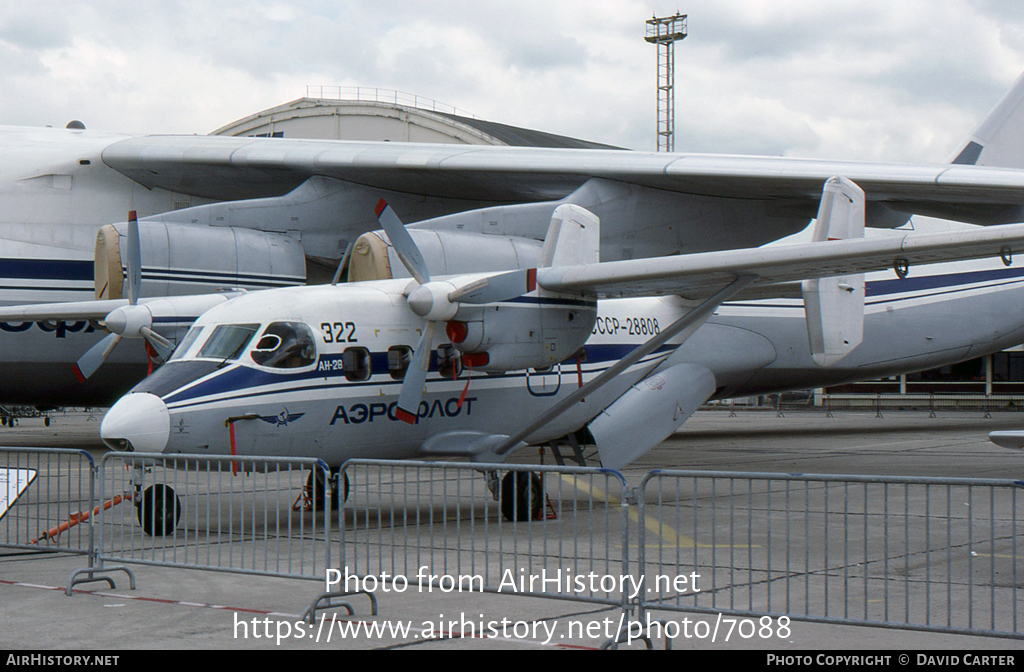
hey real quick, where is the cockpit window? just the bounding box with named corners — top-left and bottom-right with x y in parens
top-left (197, 324), bottom-right (260, 361)
top-left (251, 322), bottom-right (317, 369)
top-left (169, 326), bottom-right (203, 361)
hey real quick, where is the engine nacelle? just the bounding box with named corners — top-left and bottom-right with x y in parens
top-left (449, 299), bottom-right (596, 372)
top-left (95, 221), bottom-right (306, 300)
top-left (348, 229), bottom-right (542, 281)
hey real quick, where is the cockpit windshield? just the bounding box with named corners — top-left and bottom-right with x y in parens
top-left (250, 322), bottom-right (317, 369)
top-left (169, 326), bottom-right (203, 361)
top-left (197, 324), bottom-right (260, 361)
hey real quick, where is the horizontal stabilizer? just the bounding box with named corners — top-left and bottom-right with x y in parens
top-left (589, 363), bottom-right (716, 470)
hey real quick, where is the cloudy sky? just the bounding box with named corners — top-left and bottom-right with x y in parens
top-left (1, 1), bottom-right (1022, 163)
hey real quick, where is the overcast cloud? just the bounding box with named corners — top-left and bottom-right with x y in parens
top-left (1, 1), bottom-right (1022, 163)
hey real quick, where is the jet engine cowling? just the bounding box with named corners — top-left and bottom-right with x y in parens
top-left (348, 229), bottom-right (543, 282)
top-left (95, 221), bottom-right (306, 300)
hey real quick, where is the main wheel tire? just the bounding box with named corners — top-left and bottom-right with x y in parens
top-left (500, 471), bottom-right (543, 522)
top-left (306, 469), bottom-right (349, 511)
top-left (136, 484), bottom-right (181, 537)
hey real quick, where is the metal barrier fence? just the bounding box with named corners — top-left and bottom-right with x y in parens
top-left (93, 453), bottom-right (333, 584)
top-left (335, 460), bottom-right (631, 611)
top-left (1, 447), bottom-right (97, 557)
top-left (636, 471), bottom-right (1023, 639)
top-left (6, 448), bottom-right (1023, 640)
top-left (821, 393), bottom-right (1024, 417)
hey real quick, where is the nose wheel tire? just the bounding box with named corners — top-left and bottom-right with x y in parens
top-left (136, 484), bottom-right (181, 536)
top-left (500, 471), bottom-right (543, 522)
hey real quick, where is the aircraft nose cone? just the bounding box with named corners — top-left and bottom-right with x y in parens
top-left (101, 393), bottom-right (170, 452)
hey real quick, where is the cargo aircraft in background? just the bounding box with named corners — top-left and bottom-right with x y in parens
top-left (6, 171), bottom-right (1024, 526)
top-left (7, 72), bottom-right (1024, 409)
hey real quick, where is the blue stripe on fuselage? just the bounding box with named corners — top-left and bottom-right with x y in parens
top-left (160, 342), bottom-right (676, 406)
top-left (0, 258), bottom-right (93, 281)
top-left (866, 265), bottom-right (1024, 297)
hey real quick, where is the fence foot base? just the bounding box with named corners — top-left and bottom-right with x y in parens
top-left (600, 623), bottom-right (655, 650)
top-left (66, 564), bottom-right (136, 596)
top-left (303, 589), bottom-right (378, 623)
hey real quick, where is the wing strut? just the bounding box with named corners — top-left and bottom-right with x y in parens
top-left (488, 274), bottom-right (756, 458)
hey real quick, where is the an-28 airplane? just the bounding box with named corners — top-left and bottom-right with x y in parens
top-left (7, 172), bottom-right (1024, 527)
top-left (9, 70), bottom-right (1024, 410)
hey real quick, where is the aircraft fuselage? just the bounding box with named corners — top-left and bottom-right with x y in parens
top-left (98, 257), bottom-right (1024, 464)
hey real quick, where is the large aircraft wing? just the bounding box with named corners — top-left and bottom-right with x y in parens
top-left (101, 135), bottom-right (1024, 223)
top-left (0, 299), bottom-right (129, 322)
top-left (536, 222), bottom-right (1024, 299)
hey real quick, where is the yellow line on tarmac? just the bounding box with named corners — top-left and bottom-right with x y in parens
top-left (557, 474), bottom-right (756, 549)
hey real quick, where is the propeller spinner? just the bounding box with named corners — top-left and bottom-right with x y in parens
top-left (374, 199), bottom-right (535, 423)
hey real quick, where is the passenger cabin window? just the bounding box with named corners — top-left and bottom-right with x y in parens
top-left (342, 347), bottom-right (372, 381)
top-left (170, 326), bottom-right (203, 361)
top-left (388, 346), bottom-right (413, 380)
top-left (251, 322), bottom-right (317, 369)
top-left (197, 324), bottom-right (260, 361)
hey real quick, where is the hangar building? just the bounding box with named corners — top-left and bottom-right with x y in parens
top-left (211, 87), bottom-right (617, 149)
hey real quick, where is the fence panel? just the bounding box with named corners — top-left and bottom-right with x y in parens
top-left (338, 460), bottom-right (631, 609)
top-left (637, 471), bottom-right (1023, 639)
top-left (1, 447), bottom-right (96, 557)
top-left (96, 453), bottom-right (333, 582)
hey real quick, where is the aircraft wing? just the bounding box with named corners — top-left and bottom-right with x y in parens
top-left (0, 299), bottom-right (129, 322)
top-left (536, 222), bottom-right (1024, 299)
top-left (101, 136), bottom-right (1024, 222)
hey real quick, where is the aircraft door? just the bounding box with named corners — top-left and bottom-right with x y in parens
top-left (526, 364), bottom-right (562, 397)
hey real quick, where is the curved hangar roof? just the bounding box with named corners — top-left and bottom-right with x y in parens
top-left (211, 92), bottom-right (619, 149)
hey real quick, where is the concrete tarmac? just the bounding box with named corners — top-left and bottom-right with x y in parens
top-left (1, 408), bottom-right (1023, 651)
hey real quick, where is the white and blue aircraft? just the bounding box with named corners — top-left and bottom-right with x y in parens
top-left (7, 175), bottom-right (1024, 526)
top-left (7, 177), bottom-right (1022, 465)
top-left (7, 71), bottom-right (1024, 411)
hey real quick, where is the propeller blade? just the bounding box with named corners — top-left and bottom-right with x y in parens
top-left (374, 199), bottom-right (431, 285)
top-left (73, 333), bottom-right (122, 382)
top-left (139, 325), bottom-right (174, 361)
top-left (126, 211), bottom-right (142, 305)
top-left (394, 321), bottom-right (436, 424)
top-left (448, 269), bottom-right (537, 304)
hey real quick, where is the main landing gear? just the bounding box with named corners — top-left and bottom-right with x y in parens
top-left (486, 471), bottom-right (544, 522)
top-left (302, 467), bottom-right (350, 512)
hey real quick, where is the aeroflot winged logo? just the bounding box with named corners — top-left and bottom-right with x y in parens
top-left (259, 408), bottom-right (305, 427)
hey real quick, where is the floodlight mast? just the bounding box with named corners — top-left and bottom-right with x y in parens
top-left (645, 12), bottom-right (687, 152)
